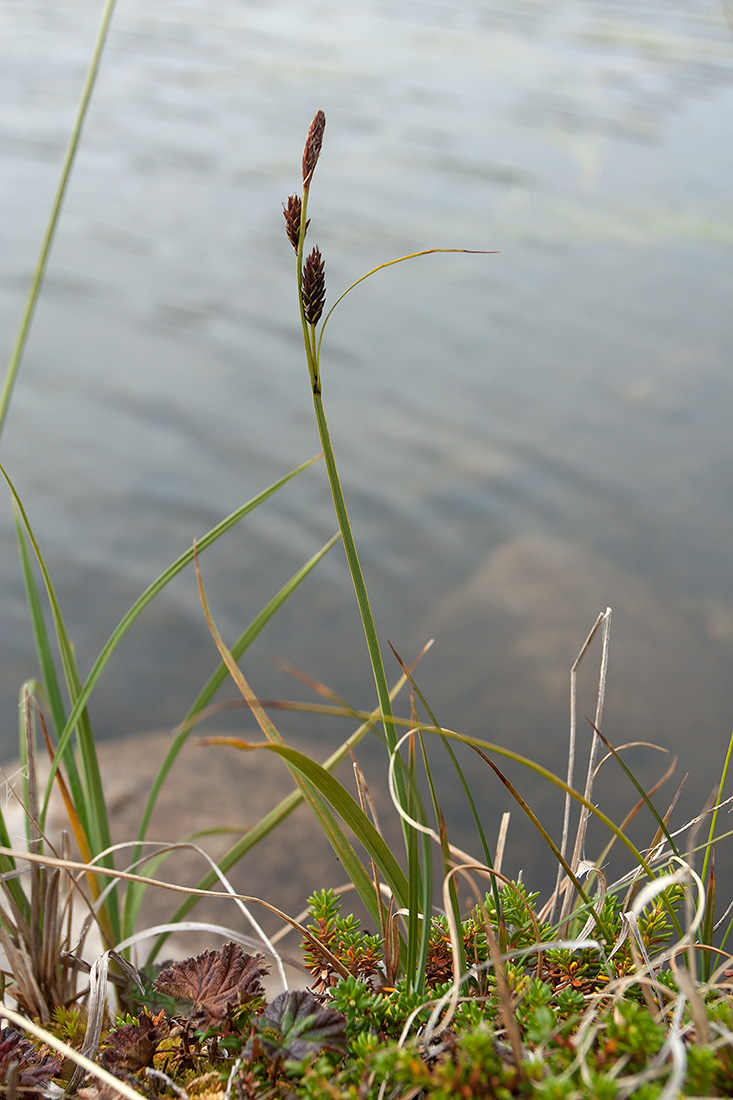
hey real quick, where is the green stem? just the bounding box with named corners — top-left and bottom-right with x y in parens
top-left (296, 186), bottom-right (319, 392)
top-left (296, 184), bottom-right (406, 811)
top-left (310, 392), bottom-right (406, 805)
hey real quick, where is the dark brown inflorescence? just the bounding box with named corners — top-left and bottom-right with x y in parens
top-left (283, 193), bottom-right (309, 252)
top-left (302, 109), bottom-right (326, 185)
top-left (302, 246), bottom-right (326, 325)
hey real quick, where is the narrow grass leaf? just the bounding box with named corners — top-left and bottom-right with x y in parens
top-left (2, 456), bottom-right (321, 795)
top-left (416, 803), bottom-right (433, 993)
top-left (470, 745), bottom-right (611, 941)
top-left (147, 678), bottom-right (412, 963)
top-left (588, 720), bottom-right (681, 860)
top-left (4, 472), bottom-right (117, 936)
top-left (0, 820), bottom-right (30, 923)
top-left (0, 0), bottom-right (118, 439)
top-left (193, 548), bottom-right (404, 922)
top-left (316, 248), bottom-right (499, 355)
top-left (404, 733), bottom-right (421, 985)
top-left (702, 730), bottom-right (733, 889)
top-left (121, 533), bottom-right (339, 938)
top-left (13, 516), bottom-right (88, 831)
top-left (15, 522), bottom-right (69, 757)
top-left (388, 640), bottom-right (500, 922)
top-left (202, 737), bottom-right (409, 912)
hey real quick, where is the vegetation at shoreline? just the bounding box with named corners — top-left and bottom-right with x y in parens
top-left (2, 14), bottom-right (733, 1097)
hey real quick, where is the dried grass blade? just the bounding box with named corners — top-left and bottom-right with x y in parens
top-left (0, 843), bottom-right (350, 981)
top-left (0, 926), bottom-right (46, 1021)
top-left (0, 1002), bottom-right (145, 1100)
top-left (275, 657), bottom-right (353, 709)
top-left (561, 611), bottom-right (606, 863)
top-left (564, 608), bottom-right (612, 919)
top-left (352, 759), bottom-right (387, 934)
top-left (700, 849), bottom-right (716, 979)
top-left (494, 812), bottom-right (510, 878)
top-left (68, 950), bottom-right (144, 1092)
top-left (487, 920), bottom-right (524, 1071)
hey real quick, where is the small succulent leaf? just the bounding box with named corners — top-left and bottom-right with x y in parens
top-left (153, 942), bottom-right (268, 1028)
top-left (101, 1009), bottom-right (170, 1072)
top-left (254, 989), bottom-right (347, 1061)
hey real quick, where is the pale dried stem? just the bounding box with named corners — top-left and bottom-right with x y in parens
top-left (0, 844), bottom-right (348, 981)
top-left (557, 607), bottom-right (612, 927)
top-left (494, 811), bottom-right (511, 878)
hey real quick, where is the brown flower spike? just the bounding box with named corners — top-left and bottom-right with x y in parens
top-left (302, 246), bottom-right (326, 325)
top-left (302, 109), bottom-right (326, 185)
top-left (283, 194), bottom-right (309, 252)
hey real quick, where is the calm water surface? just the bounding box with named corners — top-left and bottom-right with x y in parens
top-left (1, 0), bottom-right (733, 888)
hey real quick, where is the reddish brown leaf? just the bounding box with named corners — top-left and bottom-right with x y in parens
top-left (101, 1009), bottom-right (170, 1073)
top-left (153, 943), bottom-right (269, 1029)
top-left (0, 1027), bottom-right (62, 1097)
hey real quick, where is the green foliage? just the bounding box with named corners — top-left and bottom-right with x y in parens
top-left (603, 999), bottom-right (667, 1066)
top-left (247, 990), bottom-right (347, 1065)
top-left (479, 881), bottom-right (552, 950)
top-left (303, 890), bottom-right (385, 990)
top-left (50, 1006), bottom-right (87, 1051)
top-left (684, 1045), bottom-right (720, 1096)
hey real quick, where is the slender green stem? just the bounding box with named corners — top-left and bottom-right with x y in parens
top-left (0, 0), bottom-right (118, 441)
top-left (295, 183), bottom-right (407, 813)
top-left (310, 404), bottom-right (386, 728)
top-left (296, 186), bottom-right (319, 392)
top-left (310, 389), bottom-right (407, 804)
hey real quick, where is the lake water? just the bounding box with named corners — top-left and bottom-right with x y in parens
top-left (1, 0), bottom-right (733, 892)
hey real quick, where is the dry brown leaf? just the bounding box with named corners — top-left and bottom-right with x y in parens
top-left (153, 943), bottom-right (269, 1030)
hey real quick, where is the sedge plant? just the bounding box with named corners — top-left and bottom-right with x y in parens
top-left (2, 29), bottom-right (733, 1096)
